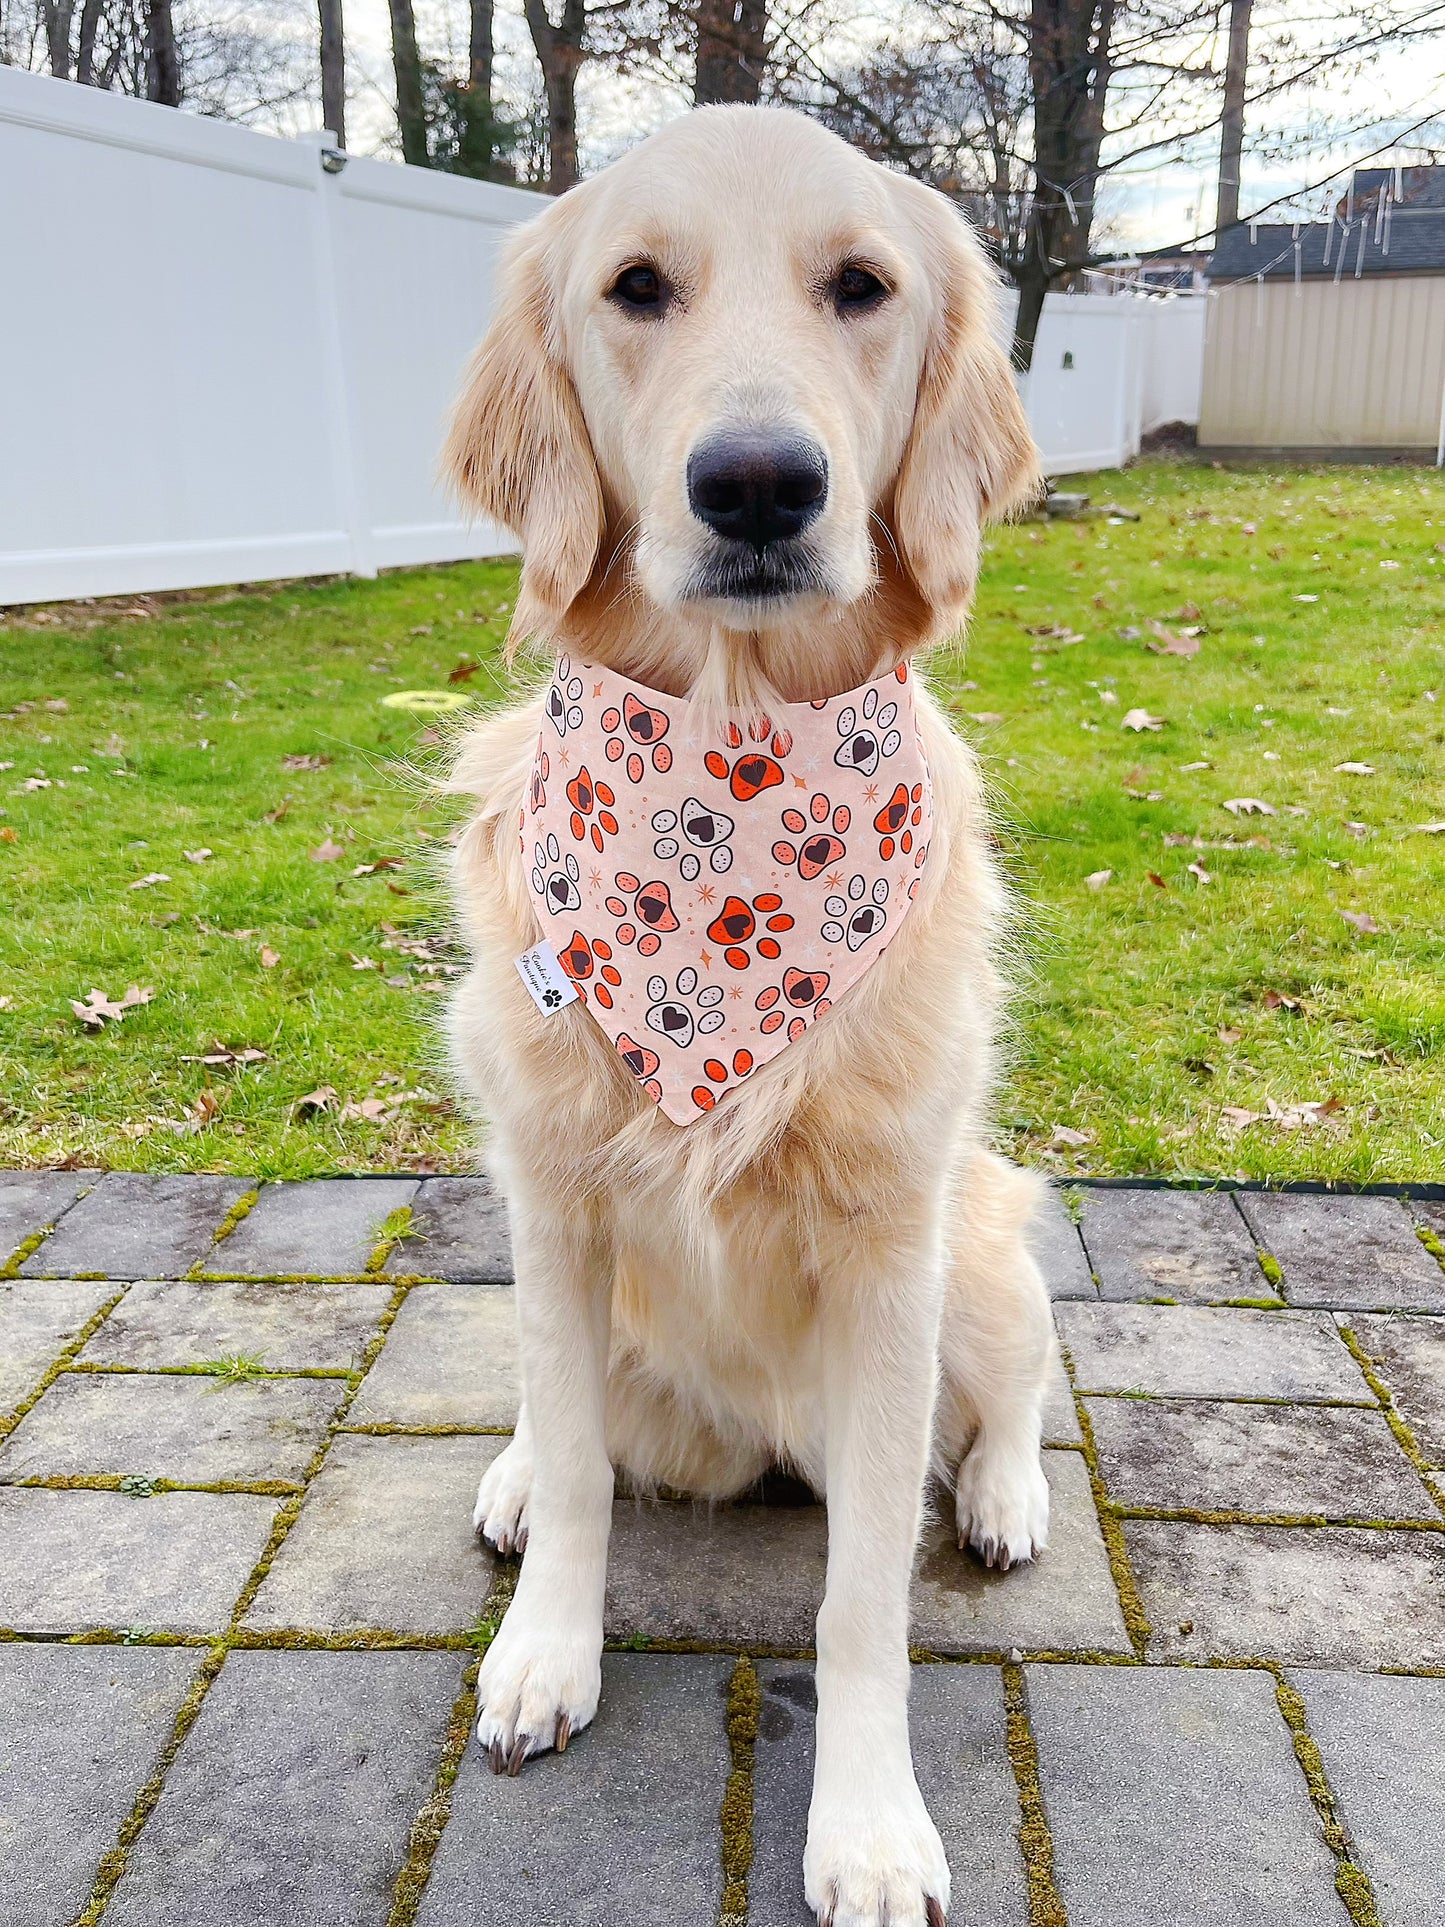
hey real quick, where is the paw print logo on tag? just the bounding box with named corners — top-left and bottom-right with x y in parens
top-left (547, 657), bottom-right (584, 738)
top-left (651, 798), bottom-right (735, 878)
top-left (705, 891), bottom-right (794, 969)
top-left (606, 872), bottom-right (680, 953)
top-left (773, 792), bottom-right (850, 878)
top-left (834, 686), bottom-right (901, 777)
top-left (602, 692), bottom-right (673, 783)
top-left (531, 835), bottom-right (580, 913)
top-left (644, 966), bottom-right (725, 1050)
top-left (541, 987), bottom-right (562, 1009)
top-left (822, 875), bottom-right (889, 950)
top-left (873, 782), bottom-right (926, 860)
top-left (565, 766), bottom-right (619, 851)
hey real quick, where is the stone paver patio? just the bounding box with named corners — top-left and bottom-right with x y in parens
top-left (3, 1173), bottom-right (1445, 1925)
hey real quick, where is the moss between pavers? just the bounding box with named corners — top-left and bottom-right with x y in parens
top-left (1058, 1343), bottom-right (1152, 1658)
top-left (191, 1187), bottom-right (260, 1271)
top-left (367, 1204), bottom-right (416, 1275)
top-left (71, 1642), bottom-right (229, 1927)
top-left (1272, 1672), bottom-right (1384, 1927)
top-left (1337, 1324), bottom-right (1445, 1519)
top-left (6, 1474), bottom-right (303, 1498)
top-left (1002, 1662), bottom-right (1067, 1927)
top-left (718, 1654), bottom-right (760, 1924)
top-left (340, 1422), bottom-right (516, 1438)
top-left (0, 1286), bottom-right (128, 1441)
top-left (1255, 1250), bottom-right (1286, 1291)
top-left (385, 1655), bottom-right (483, 1927)
top-left (1113, 1503), bottom-right (1445, 1533)
top-left (1416, 1223), bottom-right (1445, 1268)
top-left (63, 1361), bottom-right (351, 1381)
top-left (0, 1228), bottom-right (50, 1278)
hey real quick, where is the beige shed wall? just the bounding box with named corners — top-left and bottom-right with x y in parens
top-left (1199, 274), bottom-right (1445, 449)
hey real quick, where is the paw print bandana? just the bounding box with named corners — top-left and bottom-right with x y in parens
top-left (522, 654), bottom-right (932, 1125)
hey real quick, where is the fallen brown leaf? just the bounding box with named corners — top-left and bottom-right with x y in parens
top-left (1340, 910), bottom-right (1379, 933)
top-left (1122, 708), bottom-right (1165, 732)
top-left (1186, 861), bottom-right (1213, 883)
top-left (1145, 620), bottom-right (1200, 658)
top-left (309, 837), bottom-right (345, 864)
top-left (1049, 1125), bottom-right (1093, 1148)
top-left (71, 983), bottom-right (154, 1028)
top-left (1223, 798), bottom-right (1276, 816)
top-left (259, 945), bottom-right (280, 969)
top-left (183, 848), bottom-right (212, 864)
top-left (294, 1085), bottom-right (337, 1116)
top-left (1085, 869), bottom-right (1112, 891)
top-left (1334, 762), bottom-right (1376, 776)
top-left (281, 754), bottom-right (332, 771)
top-left (0, 826), bottom-right (17, 845)
top-left (1217, 1026), bottom-right (1243, 1044)
top-left (128, 871), bottom-right (170, 890)
top-left (1262, 989), bottom-right (1301, 1011)
top-left (447, 659), bottom-right (481, 684)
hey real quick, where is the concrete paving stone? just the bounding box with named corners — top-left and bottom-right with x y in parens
top-left (1041, 1343), bottom-right (1082, 1444)
top-left (1288, 1669), bottom-right (1445, 1927)
top-left (1028, 1664), bottom-right (1342, 1927)
top-left (103, 1649), bottom-right (464, 1927)
top-left (1056, 1301), bottom-right (1368, 1402)
top-left (0, 1644), bottom-right (204, 1927)
top-left (0, 1486), bottom-right (278, 1633)
top-left (390, 1175), bottom-right (514, 1283)
top-left (1080, 1186), bottom-right (1265, 1304)
top-left (1126, 1519), bottom-right (1445, 1667)
top-left (347, 1284), bottom-right (518, 1429)
top-left (210, 1176), bottom-right (418, 1276)
top-left (604, 1496), bottom-right (829, 1649)
top-left (20, 1173), bottom-right (251, 1280)
top-left (912, 1450), bottom-right (1131, 1656)
top-left (417, 1654), bottom-right (730, 1927)
top-left (1029, 1187), bottom-right (1095, 1300)
top-left (243, 1433), bottom-right (499, 1635)
top-left (1413, 1198), bottom-right (1445, 1252)
top-left (1236, 1191), bottom-right (1445, 1312)
top-left (0, 1279), bottom-right (115, 1415)
top-left (79, 1277), bottom-right (392, 1373)
top-left (1348, 1313), bottom-right (1445, 1469)
top-left (0, 1370), bottom-right (342, 1485)
top-left (750, 1661), bottom-right (1028, 1927)
top-left (1086, 1396), bottom-right (1437, 1520)
top-left (0, 1169), bottom-right (95, 1262)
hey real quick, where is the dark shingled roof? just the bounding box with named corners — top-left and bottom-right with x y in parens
top-left (1210, 210), bottom-right (1445, 281)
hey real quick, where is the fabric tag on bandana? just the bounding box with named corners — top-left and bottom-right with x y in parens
top-left (514, 940), bottom-right (581, 1016)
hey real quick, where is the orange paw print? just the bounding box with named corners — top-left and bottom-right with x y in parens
top-left (773, 791), bottom-right (851, 878)
top-left (690, 1047), bottom-right (758, 1112)
top-left (565, 766), bottom-right (619, 851)
top-left (602, 692), bottom-right (674, 783)
top-left (605, 872), bottom-right (680, 954)
top-left (705, 891), bottom-right (794, 968)
top-left (556, 929), bottom-right (624, 1010)
top-left (873, 782), bottom-right (926, 860)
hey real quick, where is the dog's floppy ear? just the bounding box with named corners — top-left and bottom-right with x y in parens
top-left (444, 209), bottom-right (604, 640)
top-left (891, 182), bottom-right (1040, 626)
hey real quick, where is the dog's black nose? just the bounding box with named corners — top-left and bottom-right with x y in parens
top-left (687, 431), bottom-right (828, 551)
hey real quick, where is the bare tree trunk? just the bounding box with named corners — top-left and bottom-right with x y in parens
top-left (144, 0), bottom-right (180, 104)
top-left (1013, 0), bottom-right (1113, 372)
top-left (524, 0), bottom-right (585, 193)
top-left (1215, 0), bottom-right (1251, 235)
top-left (456, 0), bottom-right (496, 175)
top-left (75, 0), bottom-right (102, 83)
top-left (44, 0), bottom-right (75, 80)
top-left (319, 0), bottom-right (346, 147)
top-left (388, 0), bottom-right (429, 166)
top-left (695, 0), bottom-right (767, 104)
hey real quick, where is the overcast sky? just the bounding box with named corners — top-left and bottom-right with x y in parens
top-left (321, 1), bottom-right (1445, 252)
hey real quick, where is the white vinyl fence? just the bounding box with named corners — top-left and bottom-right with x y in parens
top-left (0, 68), bottom-right (1208, 605)
top-left (0, 67), bottom-right (544, 606)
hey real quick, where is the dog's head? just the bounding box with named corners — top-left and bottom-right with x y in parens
top-left (445, 107), bottom-right (1038, 679)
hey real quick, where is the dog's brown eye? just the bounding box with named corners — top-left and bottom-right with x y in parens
top-left (834, 265), bottom-right (887, 313)
top-left (609, 263), bottom-right (666, 312)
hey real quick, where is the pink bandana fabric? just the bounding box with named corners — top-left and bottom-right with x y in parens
top-left (522, 654), bottom-right (933, 1125)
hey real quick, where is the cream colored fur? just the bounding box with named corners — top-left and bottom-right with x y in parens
top-left (443, 105), bottom-right (1054, 1927)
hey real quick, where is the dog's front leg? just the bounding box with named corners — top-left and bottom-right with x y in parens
top-left (475, 1192), bottom-right (612, 1774)
top-left (805, 1218), bottom-right (949, 1927)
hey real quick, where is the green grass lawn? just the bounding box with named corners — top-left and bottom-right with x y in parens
top-left (2, 460), bottom-right (1442, 1182)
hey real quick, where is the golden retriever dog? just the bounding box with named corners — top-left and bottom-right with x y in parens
top-left (442, 104), bottom-right (1052, 1927)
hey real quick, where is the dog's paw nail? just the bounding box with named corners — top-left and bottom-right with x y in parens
top-left (487, 1738), bottom-right (505, 1774)
top-left (506, 1734), bottom-right (530, 1776)
top-left (997, 1547), bottom-right (1012, 1573)
top-left (927, 1896), bottom-right (948, 1927)
top-left (515, 1527), bottom-right (529, 1556)
top-left (555, 1711), bottom-right (571, 1752)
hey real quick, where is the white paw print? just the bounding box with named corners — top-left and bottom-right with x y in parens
top-left (531, 834), bottom-right (580, 913)
top-left (650, 798), bottom-right (734, 879)
top-left (834, 686), bottom-right (901, 777)
top-left (822, 875), bottom-right (889, 950)
top-left (546, 656), bottom-right (584, 737)
top-left (644, 966), bottom-right (725, 1050)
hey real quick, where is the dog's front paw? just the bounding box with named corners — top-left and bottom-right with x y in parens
top-left (955, 1439), bottom-right (1049, 1571)
top-left (475, 1606), bottom-right (601, 1775)
top-left (804, 1779), bottom-right (949, 1927)
top-left (473, 1436), bottom-right (533, 1556)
